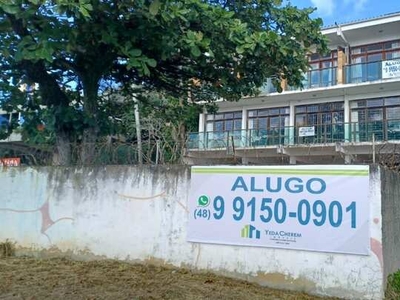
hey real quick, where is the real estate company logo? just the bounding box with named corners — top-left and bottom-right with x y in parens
top-left (241, 224), bottom-right (261, 239)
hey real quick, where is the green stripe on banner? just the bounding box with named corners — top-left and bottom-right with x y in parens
top-left (192, 168), bottom-right (369, 176)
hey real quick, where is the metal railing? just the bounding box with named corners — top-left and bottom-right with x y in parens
top-left (261, 59), bottom-right (400, 94)
top-left (345, 58), bottom-right (400, 84)
top-left (345, 60), bottom-right (383, 83)
top-left (259, 79), bottom-right (278, 94)
top-left (187, 119), bottom-right (400, 151)
top-left (349, 119), bottom-right (400, 142)
top-left (287, 67), bottom-right (338, 91)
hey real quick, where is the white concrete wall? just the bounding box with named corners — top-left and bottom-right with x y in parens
top-left (0, 166), bottom-right (384, 299)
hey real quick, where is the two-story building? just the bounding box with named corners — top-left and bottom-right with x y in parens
top-left (186, 12), bottom-right (400, 165)
top-left (0, 110), bottom-right (22, 143)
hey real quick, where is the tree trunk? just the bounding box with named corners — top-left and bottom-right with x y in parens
top-left (134, 98), bottom-right (143, 165)
top-left (178, 122), bottom-right (186, 163)
top-left (81, 76), bottom-right (100, 165)
top-left (177, 97), bottom-right (186, 163)
top-left (52, 130), bottom-right (71, 166)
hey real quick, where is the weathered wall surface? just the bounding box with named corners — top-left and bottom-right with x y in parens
top-left (0, 166), bottom-right (384, 299)
top-left (380, 167), bottom-right (400, 284)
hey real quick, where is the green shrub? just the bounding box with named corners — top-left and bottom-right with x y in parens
top-left (386, 270), bottom-right (400, 300)
top-left (0, 239), bottom-right (16, 258)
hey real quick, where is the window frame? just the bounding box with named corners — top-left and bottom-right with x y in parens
top-left (205, 111), bottom-right (242, 132)
top-left (350, 40), bottom-right (400, 64)
top-left (247, 107), bottom-right (290, 131)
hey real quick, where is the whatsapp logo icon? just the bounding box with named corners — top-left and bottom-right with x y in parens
top-left (197, 195), bottom-right (210, 207)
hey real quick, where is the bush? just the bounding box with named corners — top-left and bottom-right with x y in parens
top-left (386, 270), bottom-right (400, 300)
top-left (0, 239), bottom-right (16, 258)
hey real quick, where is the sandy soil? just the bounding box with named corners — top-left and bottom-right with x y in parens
top-left (0, 257), bottom-right (339, 300)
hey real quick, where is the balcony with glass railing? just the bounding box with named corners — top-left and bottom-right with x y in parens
top-left (346, 61), bottom-right (382, 83)
top-left (286, 67), bottom-right (338, 91)
top-left (259, 78), bottom-right (278, 94)
top-left (345, 58), bottom-right (400, 84)
top-left (187, 119), bottom-right (400, 151)
top-left (261, 58), bottom-right (400, 94)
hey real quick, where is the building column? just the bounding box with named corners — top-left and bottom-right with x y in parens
top-left (337, 47), bottom-right (347, 85)
top-left (199, 113), bottom-right (205, 132)
top-left (280, 79), bottom-right (287, 92)
top-left (198, 113), bottom-right (206, 149)
top-left (241, 107), bottom-right (248, 148)
top-left (344, 95), bottom-right (350, 142)
top-left (287, 102), bottom-right (295, 145)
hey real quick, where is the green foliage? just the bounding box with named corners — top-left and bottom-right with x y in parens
top-left (0, 0), bottom-right (327, 160)
top-left (0, 239), bottom-right (16, 258)
top-left (386, 270), bottom-right (400, 300)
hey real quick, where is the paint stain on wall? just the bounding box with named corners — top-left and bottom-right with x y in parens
top-left (117, 191), bottom-right (189, 212)
top-left (0, 199), bottom-right (73, 243)
top-left (370, 238), bottom-right (383, 271)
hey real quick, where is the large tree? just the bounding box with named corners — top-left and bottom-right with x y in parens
top-left (0, 0), bottom-right (327, 165)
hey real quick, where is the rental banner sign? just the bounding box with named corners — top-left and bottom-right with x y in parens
top-left (382, 59), bottom-right (400, 79)
top-left (187, 165), bottom-right (370, 255)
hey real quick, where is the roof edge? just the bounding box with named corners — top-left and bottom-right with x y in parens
top-left (322, 11), bottom-right (400, 30)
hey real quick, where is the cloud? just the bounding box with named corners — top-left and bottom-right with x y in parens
top-left (344, 0), bottom-right (369, 12)
top-left (310, 0), bottom-right (335, 16)
top-left (354, 0), bottom-right (368, 12)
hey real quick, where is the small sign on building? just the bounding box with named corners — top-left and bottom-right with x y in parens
top-left (0, 157), bottom-right (21, 167)
top-left (382, 59), bottom-right (400, 79)
top-left (298, 126), bottom-right (315, 137)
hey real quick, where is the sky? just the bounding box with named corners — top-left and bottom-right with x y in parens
top-left (289, 0), bottom-right (400, 28)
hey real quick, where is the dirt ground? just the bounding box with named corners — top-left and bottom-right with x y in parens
top-left (0, 257), bottom-right (339, 300)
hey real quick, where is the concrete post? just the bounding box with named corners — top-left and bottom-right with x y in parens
top-left (337, 47), bottom-right (347, 84)
top-left (280, 79), bottom-right (287, 92)
top-left (344, 95), bottom-right (350, 142)
top-left (241, 108), bottom-right (248, 148)
top-left (199, 113), bottom-right (206, 149)
top-left (287, 102), bottom-right (295, 145)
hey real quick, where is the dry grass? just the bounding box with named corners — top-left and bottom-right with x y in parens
top-left (385, 289), bottom-right (400, 300)
top-left (0, 257), bottom-right (340, 300)
top-left (0, 239), bottom-right (15, 258)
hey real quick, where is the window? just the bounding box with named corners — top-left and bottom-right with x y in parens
top-left (247, 107), bottom-right (289, 146)
top-left (348, 40), bottom-right (400, 83)
top-left (350, 97), bottom-right (400, 141)
top-left (309, 51), bottom-right (338, 69)
top-left (351, 40), bottom-right (400, 63)
top-left (295, 102), bottom-right (344, 143)
top-left (205, 111), bottom-right (242, 132)
top-left (248, 107), bottom-right (289, 130)
top-left (0, 114), bottom-right (9, 130)
top-left (204, 111), bottom-right (243, 149)
top-left (305, 50), bottom-right (338, 88)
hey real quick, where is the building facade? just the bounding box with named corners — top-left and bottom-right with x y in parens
top-left (186, 12), bottom-right (400, 165)
top-left (0, 110), bottom-right (22, 143)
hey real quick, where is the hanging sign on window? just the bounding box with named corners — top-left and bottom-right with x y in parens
top-left (382, 59), bottom-right (400, 79)
top-left (299, 126), bottom-right (315, 137)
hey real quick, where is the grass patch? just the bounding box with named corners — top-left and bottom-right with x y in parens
top-left (0, 239), bottom-right (16, 258)
top-left (386, 270), bottom-right (400, 300)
